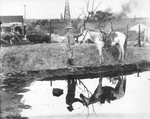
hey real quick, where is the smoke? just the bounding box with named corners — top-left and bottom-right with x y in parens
top-left (115, 2), bottom-right (131, 19)
top-left (104, 7), bottom-right (112, 13)
top-left (103, 0), bottom-right (150, 19)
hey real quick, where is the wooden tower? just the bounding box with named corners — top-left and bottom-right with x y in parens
top-left (64, 0), bottom-right (71, 23)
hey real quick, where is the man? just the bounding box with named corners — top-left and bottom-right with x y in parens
top-left (65, 24), bottom-right (82, 65)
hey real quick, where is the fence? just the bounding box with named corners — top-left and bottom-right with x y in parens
top-left (126, 24), bottom-right (143, 47)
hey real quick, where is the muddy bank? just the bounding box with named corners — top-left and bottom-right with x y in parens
top-left (0, 43), bottom-right (150, 80)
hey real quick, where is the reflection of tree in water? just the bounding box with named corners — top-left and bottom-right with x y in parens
top-left (0, 78), bottom-right (32, 119)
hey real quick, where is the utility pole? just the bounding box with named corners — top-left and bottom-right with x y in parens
top-left (24, 5), bottom-right (26, 24)
top-left (64, 0), bottom-right (71, 24)
top-left (23, 5), bottom-right (26, 35)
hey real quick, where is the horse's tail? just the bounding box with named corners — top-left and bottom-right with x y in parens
top-left (124, 34), bottom-right (128, 58)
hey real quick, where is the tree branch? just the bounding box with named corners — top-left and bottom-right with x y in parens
top-left (93, 0), bottom-right (103, 13)
top-left (92, 0), bottom-right (95, 13)
top-left (78, 79), bottom-right (92, 97)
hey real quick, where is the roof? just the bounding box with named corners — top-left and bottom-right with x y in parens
top-left (0, 16), bottom-right (23, 24)
top-left (130, 24), bottom-right (150, 32)
top-left (1, 23), bottom-right (12, 27)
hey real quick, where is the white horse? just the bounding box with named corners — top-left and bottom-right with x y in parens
top-left (81, 29), bottom-right (127, 62)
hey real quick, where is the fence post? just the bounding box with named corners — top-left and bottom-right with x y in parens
top-left (126, 24), bottom-right (128, 45)
top-left (50, 80), bottom-right (52, 86)
top-left (49, 21), bottom-right (52, 43)
top-left (138, 24), bottom-right (141, 47)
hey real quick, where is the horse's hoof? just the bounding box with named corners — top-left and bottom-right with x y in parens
top-left (100, 62), bottom-right (104, 65)
top-left (116, 60), bottom-right (122, 63)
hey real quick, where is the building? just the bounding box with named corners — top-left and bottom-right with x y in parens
top-left (0, 15), bottom-right (26, 35)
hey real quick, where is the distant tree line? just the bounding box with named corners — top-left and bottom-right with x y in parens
top-left (27, 10), bottom-right (115, 35)
top-left (28, 19), bottom-right (66, 35)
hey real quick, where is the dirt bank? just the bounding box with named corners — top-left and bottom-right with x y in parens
top-left (0, 43), bottom-right (150, 79)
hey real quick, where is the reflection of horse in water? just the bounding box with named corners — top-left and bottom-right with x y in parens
top-left (80, 76), bottom-right (126, 107)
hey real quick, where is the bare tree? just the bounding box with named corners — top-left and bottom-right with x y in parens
top-left (72, 0), bottom-right (102, 34)
top-left (72, 0), bottom-right (115, 33)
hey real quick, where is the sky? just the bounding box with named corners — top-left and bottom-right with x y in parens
top-left (0, 0), bottom-right (150, 19)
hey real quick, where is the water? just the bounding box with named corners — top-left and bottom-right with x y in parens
top-left (0, 71), bottom-right (150, 119)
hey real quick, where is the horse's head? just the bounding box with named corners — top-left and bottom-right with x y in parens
top-left (82, 29), bottom-right (93, 43)
top-left (82, 29), bottom-right (88, 36)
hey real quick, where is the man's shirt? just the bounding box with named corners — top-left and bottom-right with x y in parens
top-left (65, 32), bottom-right (75, 48)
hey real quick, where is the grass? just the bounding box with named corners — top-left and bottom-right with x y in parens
top-left (0, 42), bottom-right (150, 75)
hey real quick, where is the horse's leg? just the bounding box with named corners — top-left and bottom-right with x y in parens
top-left (80, 76), bottom-right (103, 106)
top-left (96, 46), bottom-right (102, 64)
top-left (96, 40), bottom-right (104, 64)
top-left (99, 53), bottom-right (102, 64)
top-left (99, 49), bottom-right (104, 64)
top-left (92, 76), bottom-right (103, 100)
top-left (101, 50), bottom-right (104, 61)
top-left (87, 76), bottom-right (103, 105)
top-left (116, 45), bottom-right (122, 61)
top-left (114, 76), bottom-right (126, 99)
top-left (121, 49), bottom-right (124, 61)
top-left (119, 45), bottom-right (124, 61)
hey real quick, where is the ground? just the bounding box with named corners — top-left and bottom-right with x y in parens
top-left (0, 43), bottom-right (150, 74)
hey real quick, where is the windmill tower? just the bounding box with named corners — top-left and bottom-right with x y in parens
top-left (64, 0), bottom-right (71, 24)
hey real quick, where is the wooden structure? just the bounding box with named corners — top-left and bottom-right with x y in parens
top-left (64, 0), bottom-right (71, 23)
top-left (0, 16), bottom-right (26, 35)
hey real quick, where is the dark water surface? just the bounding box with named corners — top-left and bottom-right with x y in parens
top-left (0, 71), bottom-right (150, 119)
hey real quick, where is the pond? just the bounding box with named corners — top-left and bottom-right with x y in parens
top-left (0, 71), bottom-right (150, 119)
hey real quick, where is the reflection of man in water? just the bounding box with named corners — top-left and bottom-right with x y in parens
top-left (66, 78), bottom-right (83, 111)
